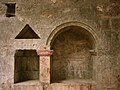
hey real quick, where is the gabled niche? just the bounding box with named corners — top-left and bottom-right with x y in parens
top-left (15, 24), bottom-right (40, 39)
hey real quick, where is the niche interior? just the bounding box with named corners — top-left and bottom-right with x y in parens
top-left (14, 50), bottom-right (39, 83)
top-left (50, 26), bottom-right (95, 83)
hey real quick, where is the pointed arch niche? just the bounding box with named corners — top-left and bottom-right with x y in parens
top-left (47, 22), bottom-right (98, 83)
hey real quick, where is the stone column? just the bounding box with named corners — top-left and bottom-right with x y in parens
top-left (37, 49), bottom-right (53, 83)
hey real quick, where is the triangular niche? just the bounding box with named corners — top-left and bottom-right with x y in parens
top-left (15, 24), bottom-right (40, 39)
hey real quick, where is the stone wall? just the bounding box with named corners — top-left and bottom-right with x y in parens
top-left (0, 0), bottom-right (120, 90)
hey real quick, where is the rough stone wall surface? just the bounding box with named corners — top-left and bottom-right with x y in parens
top-left (0, 0), bottom-right (120, 90)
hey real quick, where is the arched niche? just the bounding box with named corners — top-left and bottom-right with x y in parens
top-left (46, 22), bottom-right (98, 47)
top-left (48, 22), bottom-right (98, 83)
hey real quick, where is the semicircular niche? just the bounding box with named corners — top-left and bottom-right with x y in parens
top-left (50, 26), bottom-right (95, 83)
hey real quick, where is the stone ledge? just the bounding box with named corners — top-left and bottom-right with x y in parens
top-left (14, 80), bottom-right (41, 85)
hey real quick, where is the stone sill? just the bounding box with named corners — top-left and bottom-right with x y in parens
top-left (52, 79), bottom-right (96, 85)
top-left (14, 79), bottom-right (96, 86)
top-left (14, 80), bottom-right (41, 86)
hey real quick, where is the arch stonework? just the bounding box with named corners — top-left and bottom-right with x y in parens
top-left (46, 22), bottom-right (99, 82)
top-left (46, 21), bottom-right (99, 49)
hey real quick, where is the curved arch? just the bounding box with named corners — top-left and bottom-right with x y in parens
top-left (46, 21), bottom-right (99, 49)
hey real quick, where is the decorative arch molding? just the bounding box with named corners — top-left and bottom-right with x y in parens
top-left (46, 21), bottom-right (99, 49)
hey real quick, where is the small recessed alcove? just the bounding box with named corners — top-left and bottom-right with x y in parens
top-left (15, 24), bottom-right (40, 39)
top-left (5, 2), bottom-right (16, 17)
top-left (50, 26), bottom-right (95, 83)
top-left (14, 50), bottom-right (39, 83)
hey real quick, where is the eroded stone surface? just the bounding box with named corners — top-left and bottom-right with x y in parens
top-left (0, 0), bottom-right (120, 90)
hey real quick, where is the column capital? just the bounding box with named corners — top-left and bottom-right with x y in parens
top-left (89, 50), bottom-right (97, 56)
top-left (37, 49), bottom-right (53, 56)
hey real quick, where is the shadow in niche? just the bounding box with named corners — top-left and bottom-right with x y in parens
top-left (14, 50), bottom-right (39, 83)
top-left (15, 24), bottom-right (40, 39)
top-left (50, 26), bottom-right (95, 83)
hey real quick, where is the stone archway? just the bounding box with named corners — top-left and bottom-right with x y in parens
top-left (46, 22), bottom-right (99, 84)
top-left (46, 21), bottom-right (98, 47)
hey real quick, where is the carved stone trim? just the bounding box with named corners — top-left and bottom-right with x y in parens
top-left (37, 50), bottom-right (53, 56)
